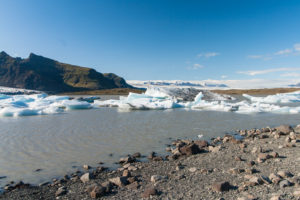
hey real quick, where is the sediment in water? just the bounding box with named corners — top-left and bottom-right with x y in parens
top-left (1, 124), bottom-right (300, 199)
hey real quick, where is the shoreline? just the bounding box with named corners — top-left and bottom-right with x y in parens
top-left (1, 124), bottom-right (300, 199)
top-left (57, 87), bottom-right (300, 96)
top-left (212, 88), bottom-right (300, 95)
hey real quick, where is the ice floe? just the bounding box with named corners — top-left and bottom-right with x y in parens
top-left (94, 88), bottom-right (300, 114)
top-left (0, 94), bottom-right (92, 117)
top-left (243, 91), bottom-right (300, 103)
top-left (1, 87), bottom-right (300, 117)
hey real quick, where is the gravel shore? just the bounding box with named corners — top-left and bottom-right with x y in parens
top-left (1, 124), bottom-right (300, 200)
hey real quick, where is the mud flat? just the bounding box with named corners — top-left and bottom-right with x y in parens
top-left (1, 124), bottom-right (300, 200)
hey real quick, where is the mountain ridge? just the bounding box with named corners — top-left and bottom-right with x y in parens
top-left (0, 51), bottom-right (133, 93)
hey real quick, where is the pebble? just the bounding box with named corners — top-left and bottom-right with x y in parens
top-left (277, 170), bottom-right (293, 178)
top-left (80, 173), bottom-right (93, 183)
top-left (279, 179), bottom-right (292, 188)
top-left (55, 186), bottom-right (67, 197)
top-left (141, 187), bottom-right (158, 198)
top-left (151, 175), bottom-right (167, 183)
top-left (294, 188), bottom-right (300, 196)
top-left (83, 164), bottom-right (90, 170)
top-left (189, 167), bottom-right (197, 172)
top-left (90, 185), bottom-right (105, 198)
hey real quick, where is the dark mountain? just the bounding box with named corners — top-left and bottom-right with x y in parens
top-left (0, 51), bottom-right (133, 93)
top-left (289, 83), bottom-right (300, 87)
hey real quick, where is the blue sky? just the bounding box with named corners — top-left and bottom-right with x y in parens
top-left (1, 0), bottom-right (300, 81)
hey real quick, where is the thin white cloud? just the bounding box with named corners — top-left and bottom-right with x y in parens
top-left (248, 43), bottom-right (300, 60)
top-left (248, 55), bottom-right (263, 59)
top-left (197, 52), bottom-right (220, 58)
top-left (237, 67), bottom-right (300, 76)
top-left (187, 63), bottom-right (204, 70)
top-left (294, 43), bottom-right (300, 51)
top-left (280, 72), bottom-right (300, 77)
top-left (275, 48), bottom-right (292, 55)
top-left (192, 63), bottom-right (204, 69)
top-left (221, 75), bottom-right (227, 79)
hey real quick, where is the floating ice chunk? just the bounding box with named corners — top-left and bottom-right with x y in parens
top-left (57, 100), bottom-right (92, 110)
top-left (0, 93), bottom-right (92, 117)
top-left (144, 87), bottom-right (171, 98)
top-left (243, 91), bottom-right (300, 103)
top-left (93, 87), bottom-right (300, 114)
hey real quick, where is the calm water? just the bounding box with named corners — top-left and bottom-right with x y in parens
top-left (0, 100), bottom-right (300, 187)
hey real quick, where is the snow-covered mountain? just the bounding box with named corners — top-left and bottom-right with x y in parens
top-left (128, 79), bottom-right (300, 89)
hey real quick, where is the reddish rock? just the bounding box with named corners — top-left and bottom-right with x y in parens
top-left (179, 143), bottom-right (202, 156)
top-left (194, 140), bottom-right (209, 148)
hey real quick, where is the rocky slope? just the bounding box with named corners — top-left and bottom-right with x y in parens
top-left (0, 51), bottom-right (132, 93)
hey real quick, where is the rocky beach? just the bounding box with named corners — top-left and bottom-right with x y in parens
top-left (1, 124), bottom-right (300, 200)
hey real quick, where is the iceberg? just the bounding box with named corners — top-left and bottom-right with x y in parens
top-left (94, 87), bottom-right (300, 114)
top-left (1, 87), bottom-right (300, 117)
top-left (0, 93), bottom-right (92, 117)
top-left (243, 91), bottom-right (300, 103)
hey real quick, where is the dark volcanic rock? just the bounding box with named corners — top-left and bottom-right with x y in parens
top-left (179, 143), bottom-right (202, 156)
top-left (212, 181), bottom-right (232, 192)
top-left (0, 51), bottom-right (133, 93)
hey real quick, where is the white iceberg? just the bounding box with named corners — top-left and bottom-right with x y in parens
top-left (0, 93), bottom-right (92, 117)
top-left (94, 87), bottom-right (300, 114)
top-left (243, 91), bottom-right (300, 103)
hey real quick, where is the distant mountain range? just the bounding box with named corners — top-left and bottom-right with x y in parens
top-left (129, 80), bottom-right (228, 88)
top-left (289, 83), bottom-right (300, 87)
top-left (0, 51), bottom-right (132, 93)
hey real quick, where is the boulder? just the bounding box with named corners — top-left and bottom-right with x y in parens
top-left (275, 125), bottom-right (293, 135)
top-left (211, 181), bottom-right (231, 192)
top-left (179, 143), bottom-right (202, 155)
top-left (109, 177), bottom-right (128, 187)
top-left (194, 140), bottom-right (209, 148)
top-left (119, 156), bottom-right (135, 164)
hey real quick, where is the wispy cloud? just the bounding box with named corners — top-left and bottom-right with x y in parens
top-left (248, 55), bottom-right (263, 59)
top-left (294, 43), bottom-right (300, 51)
top-left (248, 43), bottom-right (300, 60)
top-left (237, 67), bottom-right (300, 76)
top-left (274, 48), bottom-right (292, 55)
top-left (280, 72), bottom-right (300, 77)
top-left (197, 52), bottom-right (220, 58)
top-left (221, 75), bottom-right (227, 79)
top-left (187, 63), bottom-right (204, 70)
